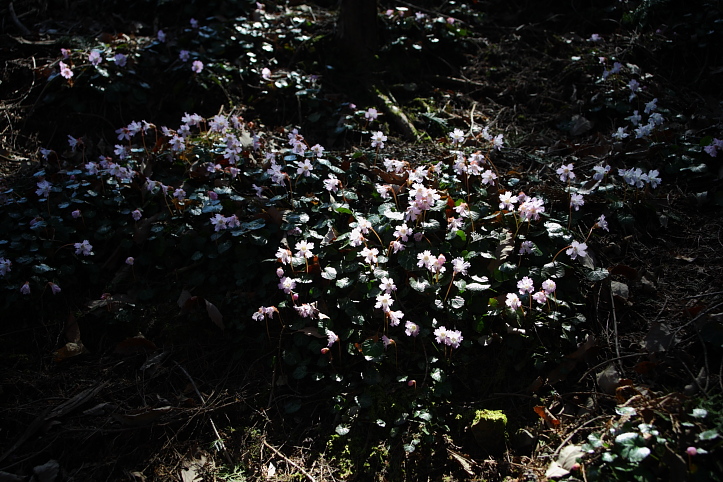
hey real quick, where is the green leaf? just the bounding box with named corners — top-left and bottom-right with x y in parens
top-left (699, 430), bottom-right (719, 441)
top-left (450, 296), bottom-right (465, 309)
top-left (414, 410), bottom-right (432, 422)
top-left (623, 445), bottom-right (650, 463)
top-left (240, 218), bottom-right (266, 231)
top-left (430, 367), bottom-right (445, 382)
top-left (409, 277), bottom-right (429, 292)
top-left (322, 267), bottom-right (337, 280)
top-left (32, 263), bottom-right (54, 274)
top-left (466, 282), bottom-right (490, 291)
top-left (361, 339), bottom-right (384, 360)
top-left (586, 268), bottom-right (609, 281)
top-left (292, 365), bottom-right (308, 379)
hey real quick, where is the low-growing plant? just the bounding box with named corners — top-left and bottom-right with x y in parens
top-left (1, 89), bottom-right (676, 465)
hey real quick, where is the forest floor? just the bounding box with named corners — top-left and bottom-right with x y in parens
top-left (1, 1), bottom-right (722, 481)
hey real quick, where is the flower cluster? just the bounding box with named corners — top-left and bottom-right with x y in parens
top-left (210, 214), bottom-right (241, 231)
top-left (434, 326), bottom-right (463, 349)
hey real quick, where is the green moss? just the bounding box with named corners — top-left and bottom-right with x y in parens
top-left (469, 409), bottom-right (507, 453)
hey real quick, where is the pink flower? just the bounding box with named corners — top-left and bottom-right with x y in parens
top-left (36, 180), bottom-right (51, 198)
top-left (20, 282), bottom-right (31, 295)
top-left (125, 257), bottom-right (135, 265)
top-left (451, 257), bottom-right (470, 276)
top-left (192, 60), bottom-right (204, 73)
top-left (570, 193), bottom-right (585, 211)
top-left (157, 30), bottom-right (166, 42)
top-left (0, 257), bottom-right (12, 277)
top-left (517, 276), bottom-right (535, 294)
top-left (49, 282), bottom-right (61, 294)
top-left (60, 48), bottom-right (71, 59)
top-left (323, 175), bottom-right (340, 193)
top-left (278, 276), bottom-right (296, 294)
top-left (532, 291), bottom-right (547, 304)
top-left (404, 321), bottom-right (419, 337)
top-left (88, 50), bottom-right (102, 66)
top-left (556, 163), bottom-right (575, 183)
top-left (596, 214), bottom-right (609, 232)
top-left (542, 279), bottom-right (556, 294)
top-left (434, 326), bottom-right (449, 345)
top-left (276, 247), bottom-right (292, 265)
top-left (387, 310), bottom-right (404, 327)
top-left (74, 240), bottom-right (93, 256)
top-left (365, 108), bottom-right (379, 121)
top-left (179, 50), bottom-right (191, 62)
top-left (506, 293), bottom-right (521, 310)
top-left (326, 330), bottom-right (338, 347)
top-left (519, 240), bottom-right (534, 255)
top-left (59, 61), bottom-right (73, 79)
top-left (132, 209), bottom-right (142, 221)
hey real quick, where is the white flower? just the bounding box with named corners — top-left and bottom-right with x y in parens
top-left (481, 170), bottom-right (497, 185)
top-left (647, 170), bottom-right (661, 189)
top-left (405, 321), bottom-right (419, 337)
top-left (434, 326), bottom-right (449, 345)
top-left (570, 193), bottom-right (585, 211)
top-left (276, 247), bottom-right (292, 265)
top-left (517, 276), bottom-right (535, 294)
top-left (295, 240), bottom-right (315, 259)
top-left (371, 131), bottom-right (387, 149)
top-left (592, 164), bottom-right (610, 181)
top-left (296, 159), bottom-right (313, 177)
top-left (387, 310), bottom-right (404, 327)
top-left (393, 223), bottom-right (412, 242)
top-left (505, 293), bottom-right (521, 310)
top-left (499, 191), bottom-right (517, 210)
top-left (451, 257), bottom-right (470, 276)
top-left (612, 127), bottom-right (629, 140)
top-left (541, 279), bottom-right (556, 294)
top-left (380, 277), bottom-right (397, 293)
top-left (532, 291), bottom-right (547, 304)
top-left (566, 241), bottom-right (588, 260)
top-left (417, 250), bottom-right (434, 269)
top-left (596, 214), bottom-right (609, 232)
top-left (449, 128), bottom-right (465, 145)
top-left (556, 163), bottom-right (575, 183)
top-left (360, 246), bottom-right (379, 265)
top-left (519, 240), bottom-right (534, 255)
top-left (74, 240), bottom-right (93, 256)
top-left (348, 228), bottom-right (366, 247)
top-left (375, 292), bottom-right (394, 312)
top-left (324, 174), bottom-right (341, 193)
top-left (278, 276), bottom-right (296, 294)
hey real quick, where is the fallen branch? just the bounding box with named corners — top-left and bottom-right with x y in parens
top-left (262, 439), bottom-right (317, 482)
